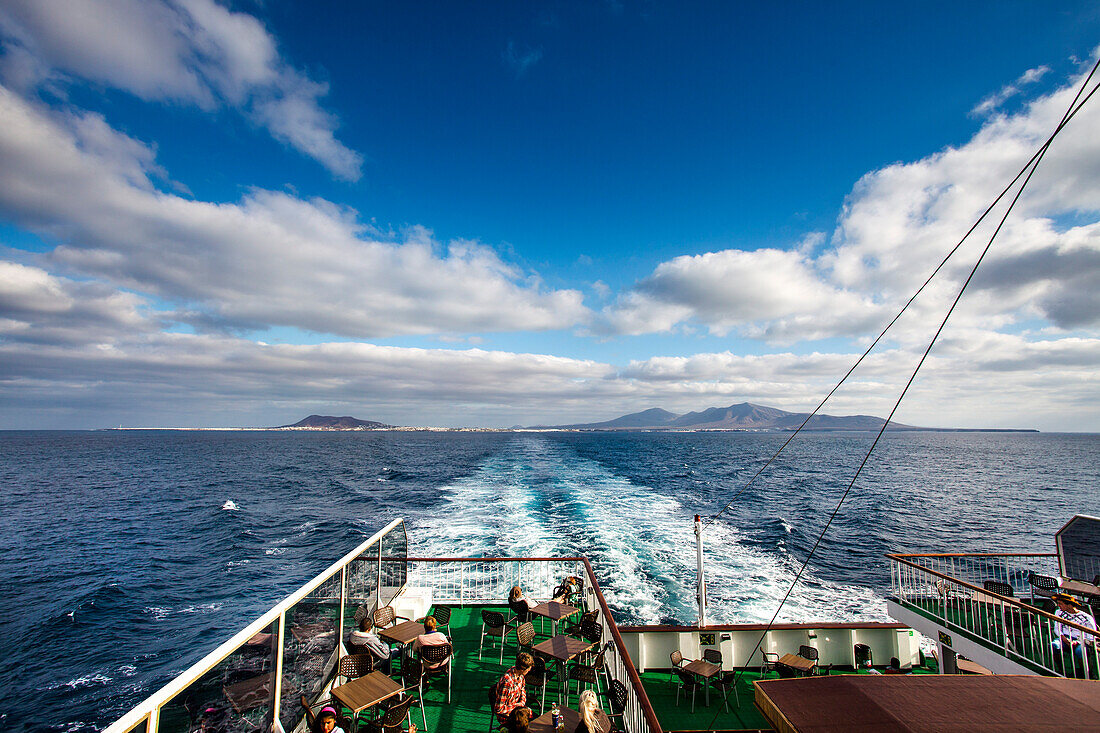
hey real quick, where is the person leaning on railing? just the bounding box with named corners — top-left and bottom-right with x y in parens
top-left (1051, 592), bottom-right (1098, 668)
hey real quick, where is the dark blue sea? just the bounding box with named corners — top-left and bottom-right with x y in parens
top-left (2, 429), bottom-right (1098, 731)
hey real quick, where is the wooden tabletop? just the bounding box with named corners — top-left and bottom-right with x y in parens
top-left (529, 706), bottom-right (610, 733)
top-left (778, 653), bottom-right (816, 673)
top-left (683, 659), bottom-right (721, 679)
top-left (529, 601), bottom-right (580, 622)
top-left (533, 634), bottom-right (593, 663)
top-left (1061, 579), bottom-right (1100, 598)
top-left (957, 658), bottom-right (994, 675)
top-left (331, 670), bottom-right (404, 714)
top-left (378, 620), bottom-right (426, 645)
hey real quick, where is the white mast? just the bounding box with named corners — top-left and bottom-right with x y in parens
top-left (694, 514), bottom-right (707, 626)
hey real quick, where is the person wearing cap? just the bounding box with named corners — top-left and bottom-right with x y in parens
top-left (1051, 592), bottom-right (1098, 667)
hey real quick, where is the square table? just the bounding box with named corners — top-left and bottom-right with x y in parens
top-left (529, 601), bottom-right (581, 637)
top-left (682, 659), bottom-right (720, 705)
top-left (778, 653), bottom-right (816, 676)
top-left (1061, 578), bottom-right (1100, 599)
top-left (529, 706), bottom-right (610, 733)
top-left (331, 670), bottom-right (404, 731)
top-left (378, 620), bottom-right (427, 646)
top-left (532, 635), bottom-right (594, 702)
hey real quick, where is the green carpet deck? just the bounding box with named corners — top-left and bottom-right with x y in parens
top-left (336, 604), bottom-right (941, 733)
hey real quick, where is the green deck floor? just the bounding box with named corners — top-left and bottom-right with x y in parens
top-left (343, 605), bottom-right (939, 732)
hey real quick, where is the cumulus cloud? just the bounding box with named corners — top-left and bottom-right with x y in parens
top-left (598, 248), bottom-right (882, 342)
top-left (601, 57), bottom-right (1100, 343)
top-left (0, 85), bottom-right (587, 337)
top-left (0, 0), bottom-right (362, 179)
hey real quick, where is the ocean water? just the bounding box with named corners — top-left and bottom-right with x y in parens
top-left (2, 429), bottom-right (1098, 731)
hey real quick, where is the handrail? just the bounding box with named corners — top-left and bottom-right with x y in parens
top-left (888, 552), bottom-right (1056, 559)
top-left (580, 556), bottom-right (664, 733)
top-left (105, 518), bottom-right (404, 733)
top-left (888, 553), bottom-right (1100, 639)
top-left (618, 621), bottom-right (909, 632)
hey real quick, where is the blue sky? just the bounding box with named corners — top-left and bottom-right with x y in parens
top-left (1, 1), bottom-right (1100, 429)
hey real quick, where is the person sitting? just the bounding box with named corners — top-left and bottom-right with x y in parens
top-left (408, 616), bottom-right (451, 674)
top-left (509, 586), bottom-right (536, 621)
top-left (575, 689), bottom-right (605, 733)
top-left (347, 616), bottom-right (393, 673)
top-left (493, 652), bottom-right (534, 724)
top-left (500, 706), bottom-right (532, 733)
top-left (1051, 592), bottom-right (1098, 667)
top-left (884, 656), bottom-right (906, 674)
top-left (553, 576), bottom-right (581, 604)
top-left (299, 701), bottom-right (348, 733)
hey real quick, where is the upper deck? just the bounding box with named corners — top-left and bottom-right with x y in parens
top-left (103, 518), bottom-right (949, 733)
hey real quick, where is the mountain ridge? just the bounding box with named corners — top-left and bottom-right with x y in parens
top-left (527, 402), bottom-right (1034, 432)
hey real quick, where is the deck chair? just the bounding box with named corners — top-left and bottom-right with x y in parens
top-left (364, 695), bottom-right (415, 733)
top-left (430, 605), bottom-right (452, 635)
top-left (479, 609), bottom-right (512, 663)
top-left (372, 605), bottom-right (410, 629)
top-left (797, 645), bottom-right (819, 676)
top-left (416, 642), bottom-right (453, 705)
top-left (1028, 572), bottom-right (1060, 609)
top-left (668, 649), bottom-right (687, 687)
top-left (711, 671), bottom-right (740, 713)
top-left (674, 669), bottom-right (702, 713)
top-left (606, 679), bottom-right (628, 732)
top-left (336, 653), bottom-right (374, 685)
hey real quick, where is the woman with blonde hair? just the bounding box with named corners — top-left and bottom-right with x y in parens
top-left (574, 689), bottom-right (604, 733)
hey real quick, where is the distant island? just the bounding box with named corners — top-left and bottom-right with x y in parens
top-left (260, 404), bottom-right (1036, 433)
top-left (277, 415), bottom-right (394, 430)
top-left (525, 402), bottom-right (1038, 433)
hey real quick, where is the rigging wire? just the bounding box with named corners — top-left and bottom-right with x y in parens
top-left (703, 53), bottom-right (1100, 529)
top-left (703, 54), bottom-right (1100, 727)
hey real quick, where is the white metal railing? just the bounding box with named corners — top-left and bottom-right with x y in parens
top-left (889, 553), bottom-right (1100, 679)
top-left (407, 557), bottom-right (663, 733)
top-left (106, 519), bottom-right (408, 733)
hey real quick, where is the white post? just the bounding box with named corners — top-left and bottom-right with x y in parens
top-left (694, 514), bottom-right (707, 627)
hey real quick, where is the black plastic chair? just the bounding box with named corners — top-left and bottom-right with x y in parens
top-left (674, 669), bottom-right (703, 713)
top-left (564, 609), bottom-right (598, 638)
top-left (854, 643), bottom-right (874, 669)
top-left (760, 651), bottom-right (780, 678)
top-left (525, 653), bottom-right (555, 714)
top-left (1028, 572), bottom-right (1059, 608)
top-left (430, 606), bottom-right (452, 636)
top-left (567, 649), bottom-right (606, 703)
top-left (711, 671), bottom-right (740, 712)
top-left (416, 642), bottom-right (453, 704)
top-left (983, 579), bottom-right (1015, 598)
top-left (509, 598), bottom-right (533, 625)
top-left (479, 610), bottom-right (512, 663)
top-left (703, 648), bottom-right (722, 666)
top-left (363, 695), bottom-right (415, 733)
top-left (606, 679), bottom-right (628, 732)
top-left (797, 645), bottom-right (819, 676)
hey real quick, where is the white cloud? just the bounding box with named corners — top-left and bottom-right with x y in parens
top-left (0, 85), bottom-right (587, 337)
top-left (0, 0), bottom-right (362, 178)
top-left (971, 64), bottom-right (1050, 117)
top-left (598, 248), bottom-right (882, 342)
top-left (601, 57), bottom-right (1100, 343)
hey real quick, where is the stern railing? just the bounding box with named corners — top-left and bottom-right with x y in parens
top-left (889, 552), bottom-right (1099, 679)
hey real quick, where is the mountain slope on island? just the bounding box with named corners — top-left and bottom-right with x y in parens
top-left (535, 402), bottom-right (918, 431)
top-left (278, 415), bottom-right (393, 429)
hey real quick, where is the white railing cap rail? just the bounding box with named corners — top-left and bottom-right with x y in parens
top-left (887, 552), bottom-right (1100, 640)
top-left (105, 518), bottom-right (404, 733)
